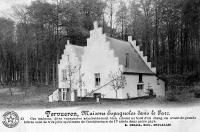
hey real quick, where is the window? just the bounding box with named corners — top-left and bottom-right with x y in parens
top-left (62, 88), bottom-right (67, 101)
top-left (67, 88), bottom-right (70, 92)
top-left (95, 73), bottom-right (101, 86)
top-left (139, 74), bottom-right (143, 83)
top-left (62, 88), bottom-right (70, 101)
top-left (157, 78), bottom-right (160, 85)
top-left (62, 69), bottom-right (67, 81)
top-left (137, 84), bottom-right (144, 90)
top-left (125, 53), bottom-right (129, 68)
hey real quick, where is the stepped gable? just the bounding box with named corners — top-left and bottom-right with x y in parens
top-left (106, 36), bottom-right (155, 74)
top-left (88, 21), bottom-right (156, 74)
top-left (61, 40), bottom-right (84, 62)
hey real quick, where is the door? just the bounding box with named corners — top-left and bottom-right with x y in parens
top-left (137, 84), bottom-right (144, 97)
top-left (62, 88), bottom-right (71, 101)
top-left (62, 89), bottom-right (67, 101)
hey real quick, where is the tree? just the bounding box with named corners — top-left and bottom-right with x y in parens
top-left (116, 1), bottom-right (129, 40)
top-left (0, 17), bottom-right (15, 85)
top-left (139, 0), bottom-right (154, 61)
top-left (0, 17), bottom-right (15, 96)
top-left (106, 0), bottom-right (117, 37)
top-left (109, 69), bottom-right (127, 100)
top-left (63, 55), bottom-right (85, 100)
top-left (0, 0), bottom-right (199, 91)
top-left (79, 0), bottom-right (106, 31)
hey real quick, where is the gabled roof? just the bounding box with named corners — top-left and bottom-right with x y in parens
top-left (106, 37), bottom-right (154, 74)
top-left (60, 42), bottom-right (84, 66)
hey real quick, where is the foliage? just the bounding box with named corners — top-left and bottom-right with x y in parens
top-left (0, 0), bottom-right (199, 88)
top-left (161, 72), bottom-right (200, 86)
top-left (115, 1), bottom-right (129, 40)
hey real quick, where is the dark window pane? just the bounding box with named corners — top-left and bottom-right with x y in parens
top-left (95, 73), bottom-right (100, 86)
top-left (139, 74), bottom-right (143, 83)
top-left (137, 84), bottom-right (144, 90)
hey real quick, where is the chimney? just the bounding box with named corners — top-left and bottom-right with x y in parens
top-left (93, 21), bottom-right (98, 29)
top-left (128, 36), bottom-right (132, 42)
top-left (67, 40), bottom-right (70, 45)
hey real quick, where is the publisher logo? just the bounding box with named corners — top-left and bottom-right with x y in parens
top-left (2, 111), bottom-right (19, 128)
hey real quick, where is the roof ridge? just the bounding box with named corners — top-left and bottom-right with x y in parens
top-left (59, 40), bottom-right (84, 64)
top-left (106, 36), bottom-right (130, 45)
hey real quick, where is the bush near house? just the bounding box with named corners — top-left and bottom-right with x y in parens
top-left (194, 90), bottom-right (200, 98)
top-left (160, 72), bottom-right (200, 101)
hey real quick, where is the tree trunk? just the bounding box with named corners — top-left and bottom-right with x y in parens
top-left (25, 47), bottom-right (29, 95)
top-left (155, 0), bottom-right (159, 68)
top-left (53, 62), bottom-right (56, 88)
top-left (110, 2), bottom-right (113, 37)
top-left (45, 63), bottom-right (49, 85)
top-left (9, 87), bottom-right (13, 96)
top-left (115, 90), bottom-right (118, 101)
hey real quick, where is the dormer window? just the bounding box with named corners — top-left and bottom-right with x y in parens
top-left (125, 53), bottom-right (129, 68)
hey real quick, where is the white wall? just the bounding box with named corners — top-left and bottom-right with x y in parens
top-left (57, 44), bottom-right (82, 101)
top-left (81, 25), bottom-right (124, 99)
top-left (58, 44), bottom-right (81, 90)
top-left (143, 75), bottom-right (165, 97)
top-left (49, 89), bottom-right (59, 102)
top-left (122, 74), bottom-right (165, 99)
top-left (123, 75), bottom-right (139, 98)
top-left (81, 22), bottom-right (165, 99)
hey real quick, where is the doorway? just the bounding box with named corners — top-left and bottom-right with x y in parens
top-left (62, 88), bottom-right (71, 101)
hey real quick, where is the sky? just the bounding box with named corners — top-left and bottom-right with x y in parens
top-left (0, 0), bottom-right (33, 18)
top-left (0, 0), bottom-right (121, 24)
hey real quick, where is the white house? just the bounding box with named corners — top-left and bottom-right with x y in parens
top-left (49, 40), bottom-right (85, 102)
top-left (49, 21), bottom-right (165, 102)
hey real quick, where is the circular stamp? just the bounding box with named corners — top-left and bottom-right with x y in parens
top-left (2, 111), bottom-right (19, 128)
